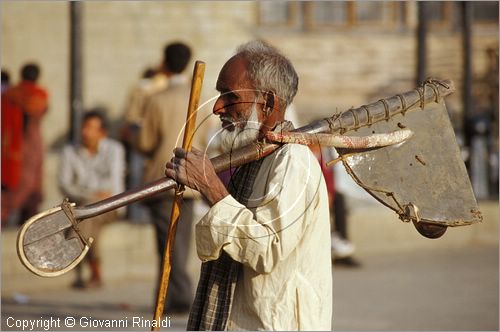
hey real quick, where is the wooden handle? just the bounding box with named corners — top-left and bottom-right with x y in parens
top-left (182, 61), bottom-right (205, 151)
top-left (152, 61), bottom-right (205, 330)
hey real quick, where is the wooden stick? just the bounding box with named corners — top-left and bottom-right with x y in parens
top-left (152, 61), bottom-right (205, 330)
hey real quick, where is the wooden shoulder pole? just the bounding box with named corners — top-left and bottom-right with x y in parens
top-left (152, 61), bottom-right (205, 330)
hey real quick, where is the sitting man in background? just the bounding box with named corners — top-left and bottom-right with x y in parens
top-left (59, 108), bottom-right (125, 288)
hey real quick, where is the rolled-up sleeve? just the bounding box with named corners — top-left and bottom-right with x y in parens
top-left (196, 144), bottom-right (320, 274)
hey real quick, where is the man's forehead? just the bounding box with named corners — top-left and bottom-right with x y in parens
top-left (216, 55), bottom-right (250, 91)
top-left (83, 116), bottom-right (105, 129)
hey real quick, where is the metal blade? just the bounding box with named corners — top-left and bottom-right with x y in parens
top-left (17, 204), bottom-right (92, 277)
top-left (340, 100), bottom-right (482, 227)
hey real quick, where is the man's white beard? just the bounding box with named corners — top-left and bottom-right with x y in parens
top-left (219, 103), bottom-right (261, 153)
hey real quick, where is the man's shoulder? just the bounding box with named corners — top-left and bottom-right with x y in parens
top-left (3, 85), bottom-right (23, 102)
top-left (61, 143), bottom-right (77, 153)
top-left (151, 81), bottom-right (190, 97)
top-left (20, 82), bottom-right (48, 98)
top-left (271, 143), bottom-right (321, 177)
top-left (278, 142), bottom-right (314, 159)
top-left (32, 84), bottom-right (48, 98)
top-left (60, 143), bottom-right (79, 161)
top-left (146, 87), bottom-right (167, 103)
top-left (146, 84), bottom-right (189, 110)
top-left (101, 137), bottom-right (124, 153)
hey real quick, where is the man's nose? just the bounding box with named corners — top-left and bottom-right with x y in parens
top-left (212, 97), bottom-right (226, 115)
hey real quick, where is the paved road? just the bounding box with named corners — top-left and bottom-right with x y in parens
top-left (2, 244), bottom-right (498, 331)
top-left (332, 244), bottom-right (498, 330)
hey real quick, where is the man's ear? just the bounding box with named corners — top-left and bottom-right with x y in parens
top-left (259, 91), bottom-right (283, 137)
top-left (265, 91), bottom-right (275, 111)
top-left (263, 91), bottom-right (276, 116)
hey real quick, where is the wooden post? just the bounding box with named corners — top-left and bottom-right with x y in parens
top-left (69, 1), bottom-right (83, 145)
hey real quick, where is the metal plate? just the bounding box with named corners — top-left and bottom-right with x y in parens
top-left (340, 100), bottom-right (482, 227)
top-left (17, 205), bottom-right (91, 277)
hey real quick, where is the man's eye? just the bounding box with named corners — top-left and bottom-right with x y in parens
top-left (223, 92), bottom-right (237, 101)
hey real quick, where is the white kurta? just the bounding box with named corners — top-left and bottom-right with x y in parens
top-left (196, 143), bottom-right (333, 330)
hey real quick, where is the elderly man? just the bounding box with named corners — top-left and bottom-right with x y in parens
top-left (166, 40), bottom-right (332, 330)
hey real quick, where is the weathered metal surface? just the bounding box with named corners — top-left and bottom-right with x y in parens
top-left (338, 100), bottom-right (481, 227)
top-left (24, 231), bottom-right (83, 271)
top-left (23, 209), bottom-right (72, 245)
top-left (17, 205), bottom-right (92, 277)
top-left (17, 179), bottom-right (177, 277)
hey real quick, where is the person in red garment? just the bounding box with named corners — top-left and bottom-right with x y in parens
top-left (2, 63), bottom-right (49, 226)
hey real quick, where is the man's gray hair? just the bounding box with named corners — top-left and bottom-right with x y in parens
top-left (236, 40), bottom-right (298, 109)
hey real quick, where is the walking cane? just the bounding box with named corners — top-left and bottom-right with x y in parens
top-left (152, 61), bottom-right (205, 330)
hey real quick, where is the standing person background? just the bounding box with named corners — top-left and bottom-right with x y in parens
top-left (121, 67), bottom-right (167, 222)
top-left (165, 40), bottom-right (332, 330)
top-left (58, 109), bottom-right (125, 288)
top-left (136, 41), bottom-right (203, 314)
top-left (1, 63), bottom-right (49, 226)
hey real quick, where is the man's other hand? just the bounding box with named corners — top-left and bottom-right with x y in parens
top-left (165, 147), bottom-right (229, 206)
